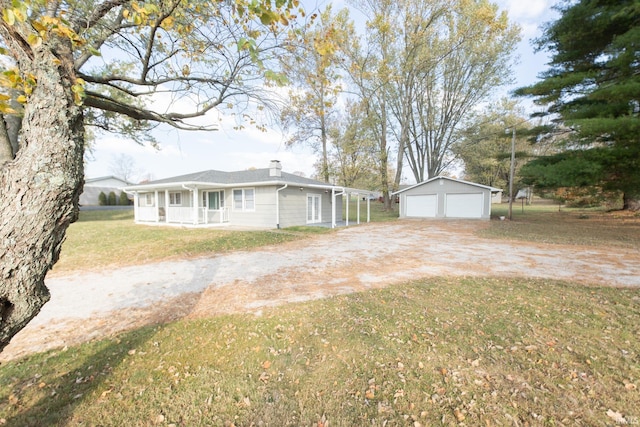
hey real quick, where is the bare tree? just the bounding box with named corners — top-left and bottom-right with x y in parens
top-left (108, 153), bottom-right (140, 183)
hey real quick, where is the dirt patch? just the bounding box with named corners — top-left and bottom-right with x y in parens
top-left (2, 220), bottom-right (639, 362)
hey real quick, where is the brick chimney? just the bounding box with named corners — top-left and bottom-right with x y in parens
top-left (269, 160), bottom-right (282, 177)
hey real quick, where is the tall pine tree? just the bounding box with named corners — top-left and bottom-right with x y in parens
top-left (516, 0), bottom-right (640, 210)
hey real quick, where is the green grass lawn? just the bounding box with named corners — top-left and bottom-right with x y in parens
top-left (54, 209), bottom-right (332, 273)
top-left (3, 203), bottom-right (639, 425)
top-left (1, 277), bottom-right (638, 426)
top-left (55, 203), bottom-right (398, 274)
top-left (484, 203), bottom-right (640, 249)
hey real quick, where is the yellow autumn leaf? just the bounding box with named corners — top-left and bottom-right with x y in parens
top-left (160, 16), bottom-right (174, 29)
top-left (16, 95), bottom-right (27, 103)
top-left (3, 9), bottom-right (15, 25)
top-left (0, 103), bottom-right (17, 114)
top-left (27, 34), bottom-right (42, 48)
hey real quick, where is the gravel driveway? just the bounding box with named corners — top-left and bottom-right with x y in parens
top-left (2, 220), bottom-right (639, 362)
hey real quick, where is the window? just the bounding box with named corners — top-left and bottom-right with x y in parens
top-left (144, 193), bottom-right (154, 206)
top-left (169, 192), bottom-right (182, 206)
top-left (244, 189), bottom-right (254, 210)
top-left (232, 188), bottom-right (255, 211)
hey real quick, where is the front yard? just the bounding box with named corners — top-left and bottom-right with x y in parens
top-left (1, 203), bottom-right (639, 426)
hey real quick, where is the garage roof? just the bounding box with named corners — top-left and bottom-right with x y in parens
top-left (391, 176), bottom-right (502, 195)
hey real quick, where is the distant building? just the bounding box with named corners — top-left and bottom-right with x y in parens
top-left (80, 176), bottom-right (131, 206)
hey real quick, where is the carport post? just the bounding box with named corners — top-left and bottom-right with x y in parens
top-left (367, 198), bottom-right (370, 223)
top-left (346, 193), bottom-right (349, 226)
top-left (356, 193), bottom-right (360, 224)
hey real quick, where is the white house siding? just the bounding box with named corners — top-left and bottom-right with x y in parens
top-left (226, 186), bottom-right (277, 228)
top-left (398, 178), bottom-right (492, 220)
top-left (277, 187), bottom-right (308, 227)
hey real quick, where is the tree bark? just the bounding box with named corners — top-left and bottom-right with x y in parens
top-left (0, 34), bottom-right (84, 353)
top-left (623, 192), bottom-right (640, 212)
top-left (0, 116), bottom-right (14, 166)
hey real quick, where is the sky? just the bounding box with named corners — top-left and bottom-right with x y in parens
top-left (84, 0), bottom-right (559, 184)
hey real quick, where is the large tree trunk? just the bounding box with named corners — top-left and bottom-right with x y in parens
top-left (0, 33), bottom-right (84, 353)
top-left (623, 192), bottom-right (640, 212)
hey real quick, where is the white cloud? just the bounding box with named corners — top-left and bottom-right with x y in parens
top-left (500, 0), bottom-right (549, 22)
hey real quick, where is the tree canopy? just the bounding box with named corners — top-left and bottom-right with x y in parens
top-left (516, 0), bottom-right (640, 209)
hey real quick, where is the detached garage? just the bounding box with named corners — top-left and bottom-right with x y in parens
top-left (393, 176), bottom-right (501, 220)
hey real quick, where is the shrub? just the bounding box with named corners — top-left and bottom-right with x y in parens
top-left (119, 191), bottom-right (130, 205)
top-left (98, 191), bottom-right (107, 206)
top-left (108, 191), bottom-right (117, 206)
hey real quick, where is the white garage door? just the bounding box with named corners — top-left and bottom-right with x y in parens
top-left (406, 194), bottom-right (437, 217)
top-left (445, 193), bottom-right (484, 218)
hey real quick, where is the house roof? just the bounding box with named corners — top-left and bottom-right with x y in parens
top-left (392, 176), bottom-right (502, 195)
top-left (85, 176), bottom-right (131, 186)
top-left (124, 168), bottom-right (339, 191)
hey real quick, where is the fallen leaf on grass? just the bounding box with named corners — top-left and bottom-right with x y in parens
top-left (606, 409), bottom-right (626, 424)
top-left (262, 360), bottom-right (271, 369)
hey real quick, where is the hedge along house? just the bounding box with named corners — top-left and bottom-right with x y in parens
top-left (124, 161), bottom-right (373, 229)
top-left (393, 176), bottom-right (502, 220)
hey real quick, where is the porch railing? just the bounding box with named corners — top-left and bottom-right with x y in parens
top-left (206, 207), bottom-right (229, 224)
top-left (137, 206), bottom-right (228, 225)
top-left (137, 206), bottom-right (157, 222)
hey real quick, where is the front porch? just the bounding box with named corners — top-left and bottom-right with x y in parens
top-left (135, 206), bottom-right (230, 225)
top-left (132, 187), bottom-right (229, 226)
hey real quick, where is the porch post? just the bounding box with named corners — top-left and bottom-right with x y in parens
top-left (133, 193), bottom-right (139, 222)
top-left (154, 190), bottom-right (159, 222)
top-left (164, 190), bottom-right (169, 222)
top-left (203, 191), bottom-right (208, 224)
top-left (193, 188), bottom-right (199, 225)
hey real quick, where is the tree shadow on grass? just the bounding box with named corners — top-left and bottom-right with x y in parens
top-left (0, 324), bottom-right (161, 426)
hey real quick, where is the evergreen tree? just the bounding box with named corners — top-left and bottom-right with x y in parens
top-left (107, 191), bottom-right (117, 206)
top-left (119, 191), bottom-right (130, 206)
top-left (516, 0), bottom-right (640, 210)
top-left (98, 192), bottom-right (107, 206)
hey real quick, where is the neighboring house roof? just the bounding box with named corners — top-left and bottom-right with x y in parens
top-left (125, 168), bottom-right (339, 191)
top-left (392, 176), bottom-right (502, 195)
top-left (85, 176), bottom-right (132, 187)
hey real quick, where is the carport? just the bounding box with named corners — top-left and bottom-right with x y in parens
top-left (393, 176), bottom-right (501, 220)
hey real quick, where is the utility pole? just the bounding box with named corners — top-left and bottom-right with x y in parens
top-left (508, 127), bottom-right (516, 221)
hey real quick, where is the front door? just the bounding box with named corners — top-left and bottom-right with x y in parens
top-left (307, 194), bottom-right (321, 224)
top-left (204, 191), bottom-right (224, 210)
